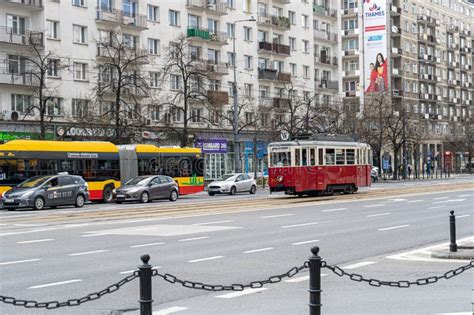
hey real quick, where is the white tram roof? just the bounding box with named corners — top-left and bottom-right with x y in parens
top-left (268, 140), bottom-right (371, 149)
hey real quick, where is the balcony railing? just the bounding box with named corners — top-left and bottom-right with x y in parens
top-left (314, 54), bottom-right (338, 66)
top-left (273, 97), bottom-right (290, 108)
top-left (206, 61), bottom-right (228, 75)
top-left (187, 27), bottom-right (227, 44)
top-left (277, 72), bottom-right (291, 83)
top-left (258, 41), bottom-right (290, 55)
top-left (0, 71), bottom-right (38, 86)
top-left (258, 68), bottom-right (277, 80)
top-left (257, 14), bottom-right (290, 29)
top-left (314, 30), bottom-right (337, 42)
top-left (96, 45), bottom-right (149, 62)
top-left (186, 0), bottom-right (228, 15)
top-left (96, 8), bottom-right (148, 29)
top-left (5, 0), bottom-right (42, 8)
top-left (313, 5), bottom-right (337, 18)
top-left (0, 26), bottom-right (43, 46)
top-left (315, 79), bottom-right (338, 90)
top-left (207, 90), bottom-right (228, 105)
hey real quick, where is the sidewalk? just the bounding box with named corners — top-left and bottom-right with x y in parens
top-left (376, 173), bottom-right (466, 183)
top-left (431, 241), bottom-right (474, 260)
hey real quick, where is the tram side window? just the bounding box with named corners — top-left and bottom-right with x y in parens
top-left (294, 149), bottom-right (300, 166)
top-left (301, 148), bottom-right (308, 166)
top-left (309, 149), bottom-right (316, 166)
top-left (336, 149), bottom-right (345, 165)
top-left (325, 149), bottom-right (335, 165)
top-left (346, 149), bottom-right (355, 165)
top-left (270, 152), bottom-right (291, 167)
top-left (318, 148), bottom-right (324, 165)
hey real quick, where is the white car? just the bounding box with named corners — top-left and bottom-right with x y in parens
top-left (208, 174), bottom-right (257, 196)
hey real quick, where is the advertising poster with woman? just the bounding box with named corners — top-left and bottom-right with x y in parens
top-left (363, 0), bottom-right (389, 95)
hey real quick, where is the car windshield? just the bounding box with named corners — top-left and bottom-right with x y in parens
top-left (125, 176), bottom-right (151, 186)
top-left (217, 174), bottom-right (236, 181)
top-left (17, 176), bottom-right (52, 188)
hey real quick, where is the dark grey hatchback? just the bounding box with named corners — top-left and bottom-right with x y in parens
top-left (114, 175), bottom-right (179, 203)
top-left (1, 174), bottom-right (89, 211)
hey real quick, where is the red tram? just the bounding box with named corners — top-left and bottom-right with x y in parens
top-left (268, 137), bottom-right (372, 196)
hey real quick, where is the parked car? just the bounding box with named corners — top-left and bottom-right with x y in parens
top-left (1, 174), bottom-right (89, 211)
top-left (371, 166), bottom-right (379, 182)
top-left (114, 175), bottom-right (179, 203)
top-left (208, 174), bottom-right (257, 196)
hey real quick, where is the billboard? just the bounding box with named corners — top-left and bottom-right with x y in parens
top-left (363, 0), bottom-right (389, 94)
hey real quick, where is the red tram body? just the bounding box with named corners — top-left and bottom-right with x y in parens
top-left (268, 139), bottom-right (372, 196)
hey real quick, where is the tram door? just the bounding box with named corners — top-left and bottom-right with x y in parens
top-left (357, 148), bottom-right (368, 187)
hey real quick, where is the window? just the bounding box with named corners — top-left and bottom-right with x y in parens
top-left (289, 37), bottom-right (296, 51)
top-left (72, 0), bottom-right (86, 7)
top-left (290, 63), bottom-right (297, 76)
top-left (46, 98), bottom-right (62, 116)
top-left (227, 23), bottom-right (235, 38)
top-left (302, 40), bottom-right (309, 54)
top-left (7, 55), bottom-right (23, 74)
top-left (243, 26), bottom-right (252, 41)
top-left (325, 148), bottom-right (335, 165)
top-left (170, 74), bottom-right (181, 90)
top-left (302, 14), bottom-right (309, 28)
top-left (147, 5), bottom-right (159, 22)
top-left (71, 99), bottom-right (90, 118)
top-left (244, 55), bottom-right (253, 69)
top-left (303, 65), bottom-right (310, 79)
top-left (227, 0), bottom-right (235, 9)
top-left (288, 11), bottom-right (296, 25)
top-left (244, 83), bottom-right (253, 97)
top-left (46, 20), bottom-right (60, 39)
top-left (148, 38), bottom-right (160, 55)
top-left (47, 59), bottom-right (60, 77)
top-left (73, 62), bottom-right (87, 81)
top-left (73, 25), bottom-right (87, 44)
top-left (11, 94), bottom-right (31, 113)
top-left (150, 105), bottom-right (162, 121)
top-left (149, 72), bottom-right (160, 88)
top-left (336, 149), bottom-right (345, 165)
top-left (209, 109), bottom-right (221, 124)
top-left (169, 10), bottom-right (180, 26)
top-left (191, 108), bottom-right (203, 123)
top-left (227, 52), bottom-right (236, 67)
top-left (243, 0), bottom-right (251, 12)
top-left (260, 113), bottom-right (269, 127)
top-left (209, 79), bottom-right (220, 91)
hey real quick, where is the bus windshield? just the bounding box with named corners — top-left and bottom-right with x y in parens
top-left (270, 152), bottom-right (291, 167)
top-left (17, 176), bottom-right (52, 188)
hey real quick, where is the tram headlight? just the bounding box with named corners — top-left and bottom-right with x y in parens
top-left (276, 175), bottom-right (284, 183)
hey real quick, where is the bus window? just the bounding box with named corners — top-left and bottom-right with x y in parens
top-left (302, 148), bottom-right (307, 166)
top-left (295, 148), bottom-right (300, 166)
top-left (325, 149), bottom-right (335, 165)
top-left (346, 149), bottom-right (355, 165)
top-left (318, 148), bottom-right (324, 165)
top-left (336, 149), bottom-right (345, 165)
top-left (310, 149), bottom-right (316, 166)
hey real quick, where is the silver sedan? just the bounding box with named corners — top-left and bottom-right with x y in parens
top-left (114, 175), bottom-right (179, 203)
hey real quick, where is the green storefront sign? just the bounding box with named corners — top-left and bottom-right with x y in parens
top-left (0, 132), bottom-right (54, 141)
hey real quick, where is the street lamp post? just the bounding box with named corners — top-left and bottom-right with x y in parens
top-left (232, 17), bottom-right (255, 173)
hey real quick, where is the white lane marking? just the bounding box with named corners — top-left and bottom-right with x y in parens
top-left (29, 279), bottom-right (82, 289)
top-left (68, 249), bottom-right (109, 256)
top-left (364, 204), bottom-right (386, 208)
top-left (243, 247), bottom-right (274, 254)
top-left (178, 236), bottom-right (209, 242)
top-left (216, 288), bottom-right (267, 299)
top-left (292, 240), bottom-right (320, 246)
top-left (0, 258), bottom-right (41, 266)
top-left (17, 239), bottom-right (54, 244)
top-left (378, 225), bottom-right (410, 231)
top-left (432, 199), bottom-right (466, 204)
top-left (130, 242), bottom-right (165, 248)
top-left (153, 307), bottom-right (189, 315)
top-left (188, 256), bottom-right (223, 263)
top-left (261, 214), bottom-right (293, 219)
top-left (193, 220), bottom-right (233, 226)
top-left (342, 261), bottom-right (377, 270)
top-left (428, 206), bottom-right (446, 209)
top-left (456, 214), bottom-right (471, 219)
top-left (366, 212), bottom-right (390, 218)
top-left (322, 208), bottom-right (347, 212)
top-left (282, 222), bottom-right (320, 229)
top-left (14, 223), bottom-right (46, 227)
top-left (433, 197), bottom-right (449, 200)
top-left (285, 274), bottom-right (328, 283)
top-left (387, 198), bottom-right (406, 202)
top-left (436, 312), bottom-right (473, 315)
top-left (458, 194), bottom-right (471, 197)
top-left (120, 266), bottom-right (161, 275)
top-left (407, 200), bottom-right (424, 203)
top-left (81, 233), bottom-right (107, 237)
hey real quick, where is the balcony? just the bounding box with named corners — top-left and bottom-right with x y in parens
top-left (273, 0), bottom-right (290, 3)
top-left (447, 42), bottom-right (459, 50)
top-left (392, 89), bottom-right (403, 97)
top-left (315, 79), bottom-right (338, 91)
top-left (314, 54), bottom-right (337, 66)
top-left (447, 25), bottom-right (459, 33)
top-left (0, 26), bottom-right (43, 47)
top-left (341, 28), bottom-right (359, 37)
top-left (417, 14), bottom-right (436, 26)
top-left (418, 73), bottom-right (436, 81)
top-left (4, 0), bottom-right (42, 9)
top-left (459, 47), bottom-right (471, 54)
top-left (187, 27), bottom-right (227, 45)
top-left (273, 97), bottom-right (290, 108)
top-left (186, 0), bottom-right (228, 15)
top-left (258, 68), bottom-right (277, 81)
top-left (206, 61), bottom-right (228, 75)
top-left (341, 7), bottom-right (358, 17)
top-left (277, 72), bottom-right (291, 83)
top-left (418, 33), bottom-right (436, 44)
top-left (342, 49), bottom-right (359, 57)
top-left (314, 30), bottom-right (337, 42)
top-left (392, 68), bottom-right (401, 76)
top-left (390, 4), bottom-right (401, 15)
top-left (259, 98), bottom-right (273, 107)
top-left (345, 91), bottom-right (357, 97)
top-left (257, 14), bottom-right (290, 30)
top-left (96, 45), bottom-right (149, 63)
top-left (0, 71), bottom-right (38, 87)
top-left (96, 8), bottom-right (148, 30)
top-left (343, 69), bottom-right (360, 77)
top-left (460, 29), bottom-right (471, 37)
top-left (313, 5), bottom-right (337, 19)
top-left (391, 47), bottom-right (402, 56)
top-left (258, 41), bottom-right (290, 56)
top-left (207, 90), bottom-right (228, 105)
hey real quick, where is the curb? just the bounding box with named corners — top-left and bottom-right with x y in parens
top-left (431, 250), bottom-right (474, 260)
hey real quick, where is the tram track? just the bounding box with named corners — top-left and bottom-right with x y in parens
top-left (0, 182), bottom-right (472, 226)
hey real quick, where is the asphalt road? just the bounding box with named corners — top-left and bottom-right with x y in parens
top-left (0, 176), bottom-right (473, 315)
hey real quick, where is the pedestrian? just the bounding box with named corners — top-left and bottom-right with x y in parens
top-left (407, 164), bottom-right (412, 179)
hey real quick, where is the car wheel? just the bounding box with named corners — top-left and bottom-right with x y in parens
top-left (102, 186), bottom-right (114, 203)
top-left (208, 192), bottom-right (215, 196)
top-left (140, 192), bottom-right (149, 203)
top-left (169, 190), bottom-right (179, 202)
top-left (229, 186), bottom-right (236, 196)
top-left (75, 194), bottom-right (85, 208)
top-left (33, 197), bottom-right (45, 210)
top-left (249, 185), bottom-right (256, 194)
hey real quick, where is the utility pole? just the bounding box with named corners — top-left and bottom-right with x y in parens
top-left (402, 102), bottom-right (408, 179)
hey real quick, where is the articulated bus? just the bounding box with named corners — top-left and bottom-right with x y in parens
top-left (0, 140), bottom-right (204, 201)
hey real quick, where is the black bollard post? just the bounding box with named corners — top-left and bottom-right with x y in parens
top-left (449, 211), bottom-right (457, 252)
top-left (309, 246), bottom-right (322, 315)
top-left (139, 254), bottom-right (153, 315)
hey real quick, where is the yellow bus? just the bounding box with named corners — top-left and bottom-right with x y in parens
top-left (0, 140), bottom-right (204, 201)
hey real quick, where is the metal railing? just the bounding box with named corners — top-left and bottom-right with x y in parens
top-left (0, 26), bottom-right (43, 46)
top-left (186, 0), bottom-right (228, 14)
top-left (186, 27), bottom-right (227, 44)
top-left (0, 71), bottom-right (38, 86)
top-left (96, 8), bottom-right (148, 29)
top-left (6, 0), bottom-right (42, 8)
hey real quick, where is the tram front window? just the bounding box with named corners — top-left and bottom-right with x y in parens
top-left (271, 152), bottom-right (291, 167)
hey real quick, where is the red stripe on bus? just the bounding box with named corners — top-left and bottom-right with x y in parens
top-left (89, 190), bottom-right (103, 201)
top-left (179, 186), bottom-right (204, 195)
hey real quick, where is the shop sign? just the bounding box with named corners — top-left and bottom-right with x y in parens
top-left (0, 131), bottom-right (53, 141)
top-left (244, 141), bottom-right (268, 158)
top-left (56, 127), bottom-right (115, 138)
top-left (195, 139), bottom-right (227, 154)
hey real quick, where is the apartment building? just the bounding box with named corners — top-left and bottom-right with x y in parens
top-left (339, 0), bottom-right (474, 171)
